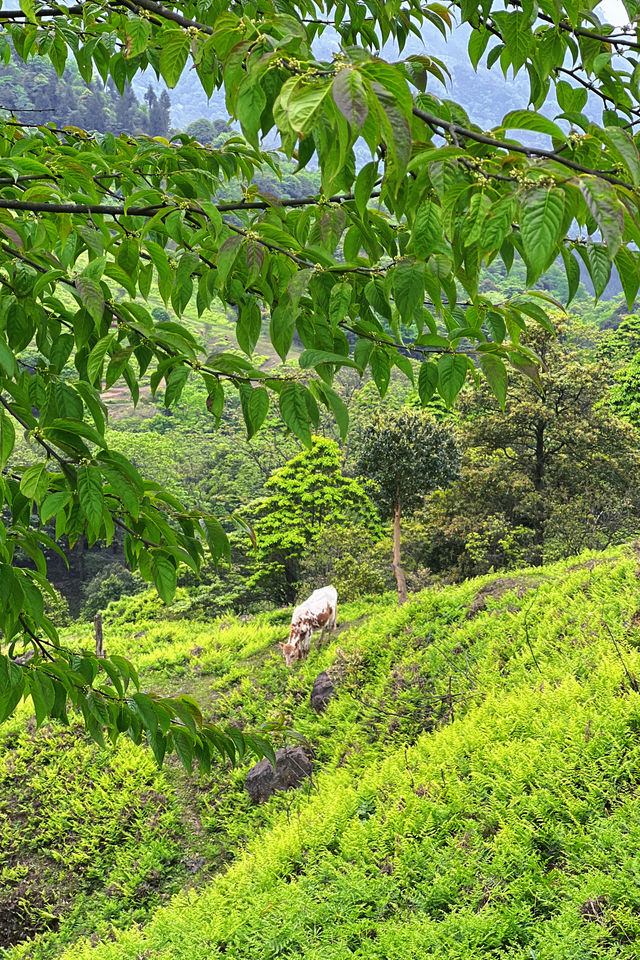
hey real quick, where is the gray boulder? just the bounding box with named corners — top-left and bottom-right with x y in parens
top-left (245, 746), bottom-right (312, 804)
top-left (310, 670), bottom-right (336, 713)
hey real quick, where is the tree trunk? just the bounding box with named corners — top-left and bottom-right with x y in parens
top-left (392, 502), bottom-right (408, 606)
top-left (532, 420), bottom-right (546, 563)
top-left (94, 613), bottom-right (104, 659)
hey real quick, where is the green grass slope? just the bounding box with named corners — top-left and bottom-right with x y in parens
top-left (6, 547), bottom-right (640, 959)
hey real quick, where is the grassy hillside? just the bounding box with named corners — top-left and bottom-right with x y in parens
top-left (5, 546), bottom-right (640, 958)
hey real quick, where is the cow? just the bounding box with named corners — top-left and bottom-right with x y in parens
top-left (280, 586), bottom-right (338, 667)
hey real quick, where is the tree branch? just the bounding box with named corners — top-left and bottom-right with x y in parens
top-left (411, 105), bottom-right (634, 188)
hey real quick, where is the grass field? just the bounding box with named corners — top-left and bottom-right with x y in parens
top-left (5, 546), bottom-right (640, 957)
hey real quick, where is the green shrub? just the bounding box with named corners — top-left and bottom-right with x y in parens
top-left (299, 525), bottom-right (394, 601)
top-left (43, 586), bottom-right (71, 627)
top-left (81, 563), bottom-right (145, 620)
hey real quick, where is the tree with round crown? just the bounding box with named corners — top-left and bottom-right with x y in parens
top-left (1, 0), bottom-right (640, 769)
top-left (356, 409), bottom-right (459, 604)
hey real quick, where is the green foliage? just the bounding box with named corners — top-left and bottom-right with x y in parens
top-left (356, 409), bottom-right (460, 519)
top-left (299, 525), bottom-right (395, 601)
top-left (610, 354), bottom-right (640, 429)
top-left (422, 321), bottom-right (640, 578)
top-left (249, 437), bottom-right (380, 602)
top-left (81, 562), bottom-right (144, 621)
top-left (0, 58), bottom-right (157, 134)
top-left (356, 408), bottom-right (459, 601)
top-left (0, 716), bottom-right (188, 957)
top-left (43, 585), bottom-right (71, 627)
top-left (29, 547), bottom-right (640, 960)
top-left (3, 0), bottom-right (640, 764)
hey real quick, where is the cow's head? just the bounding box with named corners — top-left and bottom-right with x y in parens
top-left (279, 641), bottom-right (301, 668)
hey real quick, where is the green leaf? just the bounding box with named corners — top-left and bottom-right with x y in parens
top-left (270, 306), bottom-right (295, 362)
top-left (78, 465), bottom-right (103, 534)
top-left (131, 692), bottom-right (159, 735)
top-left (279, 383), bottom-right (312, 447)
top-left (393, 260), bottom-right (424, 323)
top-left (87, 334), bottom-right (115, 387)
top-left (576, 242), bottom-right (611, 299)
top-left (319, 383), bottom-right (349, 439)
top-left (329, 282), bottom-right (352, 328)
top-left (600, 126), bottom-right (640, 187)
top-left (376, 85), bottom-right (411, 177)
top-left (152, 554), bottom-right (177, 604)
top-left (520, 188), bottom-right (565, 281)
top-left (437, 354), bottom-right (468, 407)
top-left (332, 68), bottom-right (368, 129)
top-left (172, 727), bottom-right (194, 772)
top-left (0, 337), bottom-right (17, 377)
top-left (19, 0), bottom-right (36, 21)
top-left (485, 311), bottom-right (507, 343)
top-left (468, 27), bottom-right (490, 69)
top-left (125, 18), bottom-right (151, 58)
top-left (41, 491), bottom-right (71, 525)
top-left (411, 202), bottom-right (442, 258)
top-left (502, 110), bottom-right (566, 141)
top-left (354, 161), bottom-right (378, 219)
top-left (159, 30), bottom-right (189, 88)
top-left (216, 235), bottom-right (242, 284)
top-left (286, 82), bottom-right (329, 138)
top-left (248, 387), bottom-right (269, 438)
top-left (203, 517), bottom-right (230, 565)
top-left (560, 248), bottom-right (581, 305)
top-left (30, 671), bottom-right (55, 728)
top-left (493, 11), bottom-right (533, 72)
top-left (20, 464), bottom-right (50, 504)
top-left (480, 354), bottom-right (508, 409)
top-left (236, 73), bottom-right (267, 147)
top-left (299, 349), bottom-right (357, 369)
top-left (0, 409), bottom-right (15, 469)
top-left (116, 237), bottom-right (139, 275)
top-left (615, 247), bottom-right (640, 310)
top-left (370, 347), bottom-right (391, 397)
top-left (418, 360), bottom-right (438, 404)
top-left (74, 276), bottom-right (104, 324)
top-left (579, 177), bottom-right (624, 257)
top-left (237, 299), bottom-right (262, 356)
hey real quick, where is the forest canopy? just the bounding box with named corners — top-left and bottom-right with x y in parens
top-left (2, 0), bottom-right (640, 770)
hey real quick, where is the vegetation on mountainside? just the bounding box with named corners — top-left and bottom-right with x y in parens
top-left (4, 0), bottom-right (640, 764)
top-left (249, 437), bottom-right (380, 603)
top-left (56, 306), bottom-right (636, 622)
top-left (1, 547), bottom-right (639, 959)
top-left (0, 57), bottom-right (168, 133)
top-left (356, 409), bottom-right (460, 604)
top-left (415, 320), bottom-right (640, 579)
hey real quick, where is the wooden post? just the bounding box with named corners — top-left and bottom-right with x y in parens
top-left (94, 612), bottom-right (104, 658)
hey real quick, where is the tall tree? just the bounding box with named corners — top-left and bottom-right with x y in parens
top-left (423, 322), bottom-right (640, 576)
top-left (356, 410), bottom-right (459, 604)
top-left (0, 0), bottom-right (640, 767)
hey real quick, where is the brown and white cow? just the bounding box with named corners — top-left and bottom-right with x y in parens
top-left (280, 586), bottom-right (338, 667)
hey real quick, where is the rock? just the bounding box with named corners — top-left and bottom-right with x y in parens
top-left (466, 577), bottom-right (537, 620)
top-left (245, 746), bottom-right (312, 804)
top-left (310, 670), bottom-right (336, 712)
